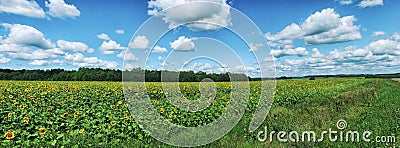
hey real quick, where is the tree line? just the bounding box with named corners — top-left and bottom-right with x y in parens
top-left (0, 68), bottom-right (252, 82)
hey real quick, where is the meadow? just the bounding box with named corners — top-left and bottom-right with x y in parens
top-left (1, 78), bottom-right (399, 147)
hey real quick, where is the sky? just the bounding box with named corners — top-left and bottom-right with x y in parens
top-left (0, 0), bottom-right (399, 77)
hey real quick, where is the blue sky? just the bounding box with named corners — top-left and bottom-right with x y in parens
top-left (0, 0), bottom-right (399, 77)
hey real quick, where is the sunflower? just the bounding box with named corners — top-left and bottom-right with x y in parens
top-left (117, 101), bottom-right (123, 105)
top-left (79, 129), bottom-right (84, 134)
top-left (160, 108), bottom-right (165, 114)
top-left (23, 117), bottom-right (29, 123)
top-left (13, 101), bottom-right (18, 107)
top-left (8, 113), bottom-right (12, 117)
top-left (110, 121), bottom-right (116, 126)
top-left (62, 113), bottom-right (69, 118)
top-left (125, 104), bottom-right (128, 108)
top-left (0, 94), bottom-right (4, 98)
top-left (74, 111), bottom-right (79, 116)
top-left (4, 132), bottom-right (14, 140)
top-left (39, 128), bottom-right (46, 135)
top-left (123, 114), bottom-right (128, 119)
top-left (8, 95), bottom-right (13, 99)
top-left (110, 105), bottom-right (116, 109)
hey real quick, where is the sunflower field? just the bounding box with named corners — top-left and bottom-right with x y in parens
top-left (1, 78), bottom-right (399, 147)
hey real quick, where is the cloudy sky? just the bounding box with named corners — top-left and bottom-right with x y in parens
top-left (0, 0), bottom-right (399, 77)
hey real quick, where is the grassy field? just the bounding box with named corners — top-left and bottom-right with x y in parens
top-left (1, 78), bottom-right (399, 147)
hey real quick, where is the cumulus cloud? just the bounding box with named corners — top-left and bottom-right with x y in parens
top-left (29, 60), bottom-right (51, 66)
top-left (97, 33), bottom-right (111, 41)
top-left (304, 16), bottom-right (362, 45)
top-left (266, 8), bottom-right (361, 48)
top-left (129, 35), bottom-right (149, 49)
top-left (372, 31), bottom-right (385, 38)
top-left (170, 36), bottom-right (195, 51)
top-left (390, 32), bottom-right (400, 41)
top-left (57, 40), bottom-right (94, 53)
top-left (270, 47), bottom-right (309, 58)
top-left (7, 48), bottom-right (60, 60)
top-left (0, 0), bottom-right (45, 18)
top-left (358, 0), bottom-right (383, 8)
top-left (275, 37), bottom-right (400, 76)
top-left (0, 54), bottom-right (11, 63)
top-left (336, 0), bottom-right (354, 5)
top-left (152, 46), bottom-right (168, 53)
top-left (99, 40), bottom-right (125, 54)
top-left (147, 0), bottom-right (231, 31)
top-left (64, 53), bottom-right (118, 68)
top-left (365, 39), bottom-right (400, 55)
top-left (249, 43), bottom-right (263, 52)
top-left (1, 23), bottom-right (55, 49)
top-left (45, 0), bottom-right (80, 18)
top-left (117, 50), bottom-right (138, 62)
top-left (115, 29), bottom-right (125, 34)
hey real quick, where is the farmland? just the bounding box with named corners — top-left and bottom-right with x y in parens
top-left (1, 78), bottom-right (399, 147)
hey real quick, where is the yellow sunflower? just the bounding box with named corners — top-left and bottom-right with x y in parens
top-left (110, 121), bottom-right (116, 126)
top-left (39, 128), bottom-right (46, 135)
top-left (79, 129), bottom-right (85, 134)
top-left (4, 132), bottom-right (15, 140)
top-left (8, 95), bottom-right (13, 99)
top-left (7, 113), bottom-right (12, 117)
top-left (62, 113), bottom-right (68, 118)
top-left (110, 105), bottom-right (116, 109)
top-left (23, 117), bottom-right (29, 123)
top-left (117, 101), bottom-right (123, 105)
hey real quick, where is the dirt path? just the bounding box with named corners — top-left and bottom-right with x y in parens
top-left (392, 78), bottom-right (400, 82)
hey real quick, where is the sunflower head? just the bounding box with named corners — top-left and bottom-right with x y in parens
top-left (23, 117), bottom-right (29, 123)
top-left (79, 129), bottom-right (85, 134)
top-left (111, 105), bottom-right (116, 109)
top-left (8, 95), bottom-right (13, 99)
top-left (117, 101), bottom-right (123, 105)
top-left (7, 113), bottom-right (12, 117)
top-left (4, 132), bottom-right (15, 140)
top-left (110, 121), bottom-right (116, 126)
top-left (74, 111), bottom-right (79, 116)
top-left (39, 128), bottom-right (46, 135)
top-left (62, 113), bottom-right (68, 118)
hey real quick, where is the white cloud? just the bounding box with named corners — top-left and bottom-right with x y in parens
top-left (0, 0), bottom-right (45, 18)
top-left (117, 50), bottom-right (138, 62)
top-left (170, 36), bottom-right (195, 51)
top-left (270, 47), bottom-right (309, 58)
top-left (29, 60), bottom-right (51, 66)
top-left (358, 0), bottom-right (383, 8)
top-left (365, 39), bottom-right (400, 55)
top-left (115, 29), bottom-right (125, 34)
top-left (303, 15), bottom-right (362, 45)
top-left (57, 40), bottom-right (94, 53)
top-left (147, 0), bottom-right (231, 31)
top-left (99, 40), bottom-right (125, 54)
top-left (157, 56), bottom-right (164, 61)
top-left (64, 53), bottom-right (118, 68)
top-left (1, 23), bottom-right (55, 49)
top-left (152, 46), bottom-right (168, 53)
top-left (390, 32), bottom-right (400, 41)
top-left (0, 54), bottom-right (11, 63)
top-left (372, 31), bottom-right (385, 38)
top-left (266, 8), bottom-right (361, 47)
top-left (7, 48), bottom-right (60, 60)
top-left (129, 35), bottom-right (149, 49)
top-left (336, 0), bottom-right (353, 5)
top-left (249, 43), bottom-right (263, 52)
top-left (45, 0), bottom-right (80, 18)
top-left (301, 8), bottom-right (341, 36)
top-left (97, 33), bottom-right (111, 41)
